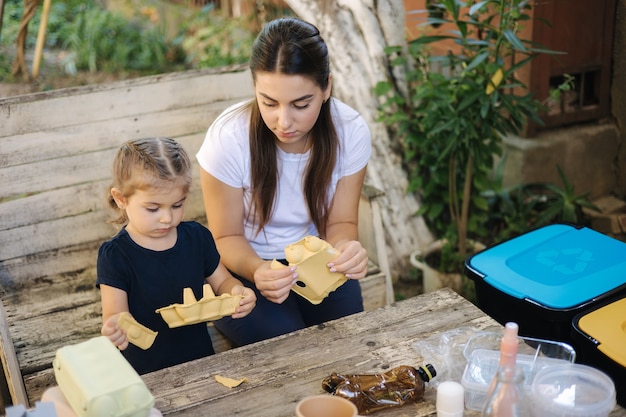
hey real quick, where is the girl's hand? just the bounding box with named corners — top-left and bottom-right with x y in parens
top-left (230, 285), bottom-right (257, 318)
top-left (101, 313), bottom-right (129, 350)
top-left (253, 261), bottom-right (297, 304)
top-left (328, 240), bottom-right (368, 279)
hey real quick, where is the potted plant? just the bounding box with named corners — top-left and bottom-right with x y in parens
top-left (376, 0), bottom-right (569, 290)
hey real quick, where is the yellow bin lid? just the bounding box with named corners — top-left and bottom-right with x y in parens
top-left (578, 297), bottom-right (626, 368)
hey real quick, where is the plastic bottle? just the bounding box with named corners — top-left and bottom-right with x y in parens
top-left (481, 365), bottom-right (533, 417)
top-left (321, 364), bottom-right (437, 414)
top-left (481, 322), bottom-right (533, 417)
top-left (499, 322), bottom-right (519, 368)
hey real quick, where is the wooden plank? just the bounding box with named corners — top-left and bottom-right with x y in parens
top-left (22, 370), bottom-right (55, 409)
top-left (0, 150), bottom-right (116, 199)
top-left (0, 301), bottom-right (28, 407)
top-left (0, 242), bottom-right (99, 290)
top-left (358, 187), bottom-right (394, 305)
top-left (0, 198), bottom-right (206, 263)
top-left (1, 285), bottom-right (102, 407)
top-left (0, 102), bottom-right (233, 169)
top-left (0, 181), bottom-right (107, 231)
top-left (359, 271), bottom-right (388, 311)
top-left (4, 290), bottom-right (102, 373)
top-left (0, 170), bottom-right (205, 232)
top-left (1, 132), bottom-right (206, 200)
top-left (1, 211), bottom-right (111, 261)
top-left (0, 70), bottom-right (253, 137)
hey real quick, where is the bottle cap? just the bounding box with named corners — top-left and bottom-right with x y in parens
top-left (500, 322), bottom-right (519, 367)
top-left (436, 380), bottom-right (464, 417)
top-left (417, 363), bottom-right (437, 381)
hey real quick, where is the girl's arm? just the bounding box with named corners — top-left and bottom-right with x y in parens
top-left (100, 284), bottom-right (131, 350)
top-left (205, 263), bottom-right (256, 319)
top-left (324, 166), bottom-right (369, 279)
top-left (200, 168), bottom-right (296, 304)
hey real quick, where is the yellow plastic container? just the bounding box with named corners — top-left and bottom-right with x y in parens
top-left (573, 295), bottom-right (626, 406)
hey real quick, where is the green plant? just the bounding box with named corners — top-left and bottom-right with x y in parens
top-left (175, 4), bottom-right (257, 69)
top-left (376, 0), bottom-right (563, 272)
top-left (0, 0), bottom-right (184, 76)
top-left (484, 164), bottom-right (599, 245)
top-left (524, 165), bottom-right (599, 226)
top-left (62, 6), bottom-right (181, 73)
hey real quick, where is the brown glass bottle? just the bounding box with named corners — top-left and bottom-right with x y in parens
top-left (322, 364), bottom-right (437, 414)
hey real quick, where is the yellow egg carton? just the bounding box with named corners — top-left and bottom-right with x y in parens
top-left (53, 336), bottom-right (154, 417)
top-left (272, 236), bottom-right (347, 305)
top-left (155, 284), bottom-right (243, 328)
top-left (117, 312), bottom-right (157, 350)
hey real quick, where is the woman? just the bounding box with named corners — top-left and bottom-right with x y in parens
top-left (196, 17), bottom-right (371, 346)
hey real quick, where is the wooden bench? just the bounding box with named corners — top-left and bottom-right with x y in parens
top-left (0, 68), bottom-right (393, 410)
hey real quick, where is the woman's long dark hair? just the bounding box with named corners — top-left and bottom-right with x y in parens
top-left (247, 17), bottom-right (337, 237)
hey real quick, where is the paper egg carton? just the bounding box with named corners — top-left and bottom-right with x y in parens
top-left (53, 336), bottom-right (154, 417)
top-left (117, 312), bottom-right (157, 350)
top-left (155, 284), bottom-right (243, 328)
top-left (272, 236), bottom-right (347, 304)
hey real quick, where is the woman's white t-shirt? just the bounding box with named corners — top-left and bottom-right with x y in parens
top-left (196, 98), bottom-right (372, 260)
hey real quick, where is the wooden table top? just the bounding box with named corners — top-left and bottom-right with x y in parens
top-left (142, 288), bottom-right (626, 417)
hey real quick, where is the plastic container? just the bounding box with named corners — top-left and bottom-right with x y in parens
top-left (465, 224), bottom-right (626, 342)
top-left (531, 363), bottom-right (616, 417)
top-left (571, 294), bottom-right (626, 406)
top-left (461, 331), bottom-right (576, 411)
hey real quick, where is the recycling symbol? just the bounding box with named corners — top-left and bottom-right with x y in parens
top-left (535, 248), bottom-right (593, 275)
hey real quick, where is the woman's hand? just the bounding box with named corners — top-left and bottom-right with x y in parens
top-left (230, 285), bottom-right (257, 318)
top-left (101, 313), bottom-right (129, 350)
top-left (253, 261), bottom-right (297, 304)
top-left (328, 240), bottom-right (368, 279)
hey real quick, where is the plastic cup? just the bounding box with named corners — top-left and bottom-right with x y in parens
top-left (295, 394), bottom-right (358, 417)
top-left (531, 363), bottom-right (616, 417)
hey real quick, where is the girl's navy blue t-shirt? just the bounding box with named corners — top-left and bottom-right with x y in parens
top-left (96, 221), bottom-right (219, 374)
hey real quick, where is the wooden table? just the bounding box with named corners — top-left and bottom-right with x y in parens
top-left (142, 288), bottom-right (626, 417)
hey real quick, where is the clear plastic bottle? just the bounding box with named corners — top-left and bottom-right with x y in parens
top-left (481, 365), bottom-right (534, 417)
top-left (484, 322), bottom-right (520, 398)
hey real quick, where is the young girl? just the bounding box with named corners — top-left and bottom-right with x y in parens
top-left (196, 17), bottom-right (371, 346)
top-left (97, 137), bottom-right (256, 374)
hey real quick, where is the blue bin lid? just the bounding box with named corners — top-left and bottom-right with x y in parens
top-left (468, 224), bottom-right (626, 309)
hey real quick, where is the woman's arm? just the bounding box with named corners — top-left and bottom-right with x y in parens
top-left (324, 166), bottom-right (369, 279)
top-left (199, 168), bottom-right (262, 279)
top-left (200, 168), bottom-right (297, 303)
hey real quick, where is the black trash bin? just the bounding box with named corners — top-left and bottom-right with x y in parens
top-left (465, 224), bottom-right (626, 343)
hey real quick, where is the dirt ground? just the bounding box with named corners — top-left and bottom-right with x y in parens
top-left (0, 71), bottom-right (125, 97)
top-left (0, 47), bottom-right (146, 98)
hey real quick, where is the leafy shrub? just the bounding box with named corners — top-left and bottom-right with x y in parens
top-left (1, 0), bottom-right (184, 75)
top-left (175, 4), bottom-right (255, 69)
top-left (61, 6), bottom-right (181, 73)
